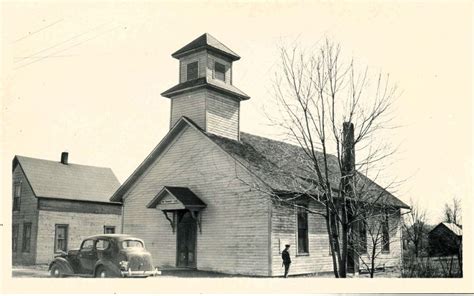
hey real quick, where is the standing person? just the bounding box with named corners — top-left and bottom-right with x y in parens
top-left (282, 244), bottom-right (291, 278)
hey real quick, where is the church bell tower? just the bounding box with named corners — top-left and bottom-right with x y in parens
top-left (161, 33), bottom-right (250, 141)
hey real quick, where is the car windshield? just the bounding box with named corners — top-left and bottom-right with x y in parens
top-left (121, 240), bottom-right (144, 249)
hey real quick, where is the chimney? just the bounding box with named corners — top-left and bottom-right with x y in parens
top-left (61, 152), bottom-right (69, 165)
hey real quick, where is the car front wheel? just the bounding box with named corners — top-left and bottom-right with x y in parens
top-left (50, 263), bottom-right (63, 278)
top-left (95, 266), bottom-right (110, 278)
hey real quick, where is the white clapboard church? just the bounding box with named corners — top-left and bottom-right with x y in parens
top-left (110, 33), bottom-right (408, 276)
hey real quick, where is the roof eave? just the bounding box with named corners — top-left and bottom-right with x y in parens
top-left (161, 83), bottom-right (250, 101)
top-left (38, 196), bottom-right (122, 205)
top-left (171, 45), bottom-right (240, 61)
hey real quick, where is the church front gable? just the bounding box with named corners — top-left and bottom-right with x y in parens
top-left (121, 122), bottom-right (271, 275)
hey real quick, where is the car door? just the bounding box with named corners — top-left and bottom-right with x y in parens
top-left (96, 239), bottom-right (113, 261)
top-left (78, 239), bottom-right (97, 274)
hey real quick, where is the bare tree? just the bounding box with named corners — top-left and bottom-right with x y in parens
top-left (252, 38), bottom-right (401, 278)
top-left (403, 197), bottom-right (429, 257)
top-left (443, 196), bottom-right (461, 226)
top-left (352, 204), bottom-right (401, 278)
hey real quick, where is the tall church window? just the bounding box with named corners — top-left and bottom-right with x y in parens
top-left (187, 62), bottom-right (198, 81)
top-left (382, 211), bottom-right (390, 252)
top-left (297, 207), bottom-right (309, 254)
top-left (214, 62), bottom-right (226, 81)
top-left (359, 218), bottom-right (367, 254)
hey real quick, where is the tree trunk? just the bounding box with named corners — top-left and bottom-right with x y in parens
top-left (340, 122), bottom-right (356, 278)
top-left (370, 243), bottom-right (376, 278)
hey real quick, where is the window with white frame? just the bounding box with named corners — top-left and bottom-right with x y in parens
top-left (297, 207), bottom-right (309, 254)
top-left (55, 224), bottom-right (68, 253)
top-left (22, 222), bottom-right (31, 252)
top-left (104, 226), bottom-right (115, 234)
top-left (13, 182), bottom-right (21, 211)
top-left (12, 224), bottom-right (19, 252)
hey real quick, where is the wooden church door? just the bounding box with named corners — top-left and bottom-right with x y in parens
top-left (176, 211), bottom-right (197, 268)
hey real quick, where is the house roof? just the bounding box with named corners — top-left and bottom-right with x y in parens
top-left (161, 77), bottom-right (250, 101)
top-left (13, 155), bottom-right (121, 203)
top-left (110, 117), bottom-right (409, 209)
top-left (147, 186), bottom-right (206, 210)
top-left (431, 222), bottom-right (463, 236)
top-left (171, 33), bottom-right (240, 61)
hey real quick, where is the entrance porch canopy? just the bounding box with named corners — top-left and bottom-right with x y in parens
top-left (146, 186), bottom-right (206, 232)
top-left (147, 186), bottom-right (206, 211)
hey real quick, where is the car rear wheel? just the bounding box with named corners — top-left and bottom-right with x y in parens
top-left (50, 263), bottom-right (63, 278)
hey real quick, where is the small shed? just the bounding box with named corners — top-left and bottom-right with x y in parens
top-left (428, 222), bottom-right (462, 257)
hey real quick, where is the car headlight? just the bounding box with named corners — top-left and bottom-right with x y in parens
top-left (119, 260), bottom-right (129, 270)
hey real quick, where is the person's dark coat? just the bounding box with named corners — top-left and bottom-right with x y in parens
top-left (282, 249), bottom-right (291, 265)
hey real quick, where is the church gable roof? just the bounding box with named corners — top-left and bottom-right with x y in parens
top-left (171, 33), bottom-right (240, 61)
top-left (110, 117), bottom-right (409, 209)
top-left (207, 132), bottom-right (409, 209)
top-left (13, 155), bottom-right (121, 203)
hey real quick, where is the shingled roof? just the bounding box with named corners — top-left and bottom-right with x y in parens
top-left (110, 117), bottom-right (409, 209)
top-left (171, 33), bottom-right (240, 61)
top-left (431, 222), bottom-right (463, 236)
top-left (207, 131), bottom-right (409, 209)
top-left (161, 77), bottom-right (250, 100)
top-left (13, 155), bottom-right (121, 203)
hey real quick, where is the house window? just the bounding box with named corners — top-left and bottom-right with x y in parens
top-left (12, 224), bottom-right (19, 252)
top-left (13, 182), bottom-right (21, 211)
top-left (22, 222), bottom-right (31, 252)
top-left (214, 62), bottom-right (226, 81)
top-left (104, 226), bottom-right (115, 234)
top-left (297, 207), bottom-right (309, 254)
top-left (187, 61), bottom-right (198, 81)
top-left (55, 224), bottom-right (68, 253)
top-left (382, 212), bottom-right (390, 253)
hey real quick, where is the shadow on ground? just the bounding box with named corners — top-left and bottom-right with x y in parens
top-left (12, 265), bottom-right (400, 278)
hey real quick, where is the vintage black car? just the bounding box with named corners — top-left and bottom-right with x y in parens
top-left (48, 234), bottom-right (161, 278)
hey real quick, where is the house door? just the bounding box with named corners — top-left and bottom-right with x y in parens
top-left (176, 211), bottom-right (197, 268)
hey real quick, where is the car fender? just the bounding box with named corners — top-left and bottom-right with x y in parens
top-left (49, 257), bottom-right (74, 274)
top-left (93, 260), bottom-right (122, 277)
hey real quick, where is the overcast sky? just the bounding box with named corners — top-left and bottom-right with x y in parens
top-left (1, 1), bottom-right (472, 224)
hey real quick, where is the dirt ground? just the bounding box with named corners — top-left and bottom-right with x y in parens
top-left (12, 265), bottom-right (401, 278)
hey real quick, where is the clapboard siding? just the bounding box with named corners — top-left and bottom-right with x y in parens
top-left (12, 165), bottom-right (39, 265)
top-left (358, 209), bottom-right (403, 273)
top-left (36, 210), bottom-right (121, 264)
top-left (179, 50), bottom-right (207, 83)
top-left (170, 90), bottom-right (207, 129)
top-left (122, 125), bottom-right (270, 276)
top-left (271, 202), bottom-right (402, 276)
top-left (206, 90), bottom-right (240, 140)
top-left (271, 200), bottom-right (334, 276)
